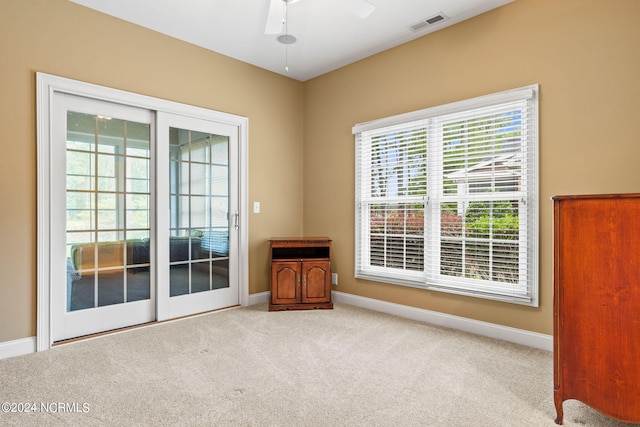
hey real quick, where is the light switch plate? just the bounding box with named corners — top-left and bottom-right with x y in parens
top-left (253, 201), bottom-right (260, 213)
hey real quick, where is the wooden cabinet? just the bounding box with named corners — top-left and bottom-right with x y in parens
top-left (269, 237), bottom-right (333, 311)
top-left (553, 194), bottom-right (640, 425)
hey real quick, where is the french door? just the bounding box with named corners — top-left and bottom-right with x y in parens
top-left (156, 112), bottom-right (239, 319)
top-left (50, 93), bottom-right (239, 342)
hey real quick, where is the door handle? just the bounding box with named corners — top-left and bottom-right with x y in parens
top-left (234, 210), bottom-right (239, 230)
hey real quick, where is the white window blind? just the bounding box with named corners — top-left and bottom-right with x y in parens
top-left (354, 85), bottom-right (538, 305)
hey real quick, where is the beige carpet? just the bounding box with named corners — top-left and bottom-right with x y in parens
top-left (0, 303), bottom-right (636, 426)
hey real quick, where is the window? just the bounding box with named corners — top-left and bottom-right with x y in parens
top-left (354, 85), bottom-right (538, 305)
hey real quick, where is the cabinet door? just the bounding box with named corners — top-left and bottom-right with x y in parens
top-left (301, 261), bottom-right (330, 303)
top-left (271, 261), bottom-right (300, 304)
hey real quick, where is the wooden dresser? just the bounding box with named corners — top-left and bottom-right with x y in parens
top-left (553, 194), bottom-right (640, 424)
top-left (269, 237), bottom-right (333, 312)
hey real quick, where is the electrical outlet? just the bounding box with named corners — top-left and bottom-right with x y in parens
top-left (331, 273), bottom-right (338, 285)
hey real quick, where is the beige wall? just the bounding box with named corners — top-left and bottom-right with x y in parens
top-left (0, 0), bottom-right (304, 342)
top-left (303, 0), bottom-right (640, 335)
top-left (2, 0), bottom-right (639, 343)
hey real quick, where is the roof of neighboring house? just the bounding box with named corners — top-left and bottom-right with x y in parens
top-left (447, 151), bottom-right (521, 181)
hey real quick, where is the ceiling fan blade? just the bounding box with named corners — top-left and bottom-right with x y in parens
top-left (265, 0), bottom-right (284, 34)
top-left (347, 0), bottom-right (376, 19)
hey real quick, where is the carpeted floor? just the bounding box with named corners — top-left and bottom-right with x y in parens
top-left (0, 303), bottom-right (636, 426)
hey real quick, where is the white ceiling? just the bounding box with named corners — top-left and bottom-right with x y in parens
top-left (70, 0), bottom-right (514, 82)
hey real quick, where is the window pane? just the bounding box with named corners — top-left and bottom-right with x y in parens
top-left (191, 163), bottom-right (209, 195)
top-left (67, 174), bottom-right (93, 192)
top-left (127, 237), bottom-right (150, 266)
top-left (66, 208), bottom-right (93, 231)
top-left (170, 233), bottom-right (191, 262)
top-left (69, 271), bottom-right (95, 311)
top-left (368, 203), bottom-right (424, 271)
top-left (493, 242), bottom-right (519, 283)
top-left (97, 118), bottom-right (124, 154)
top-left (190, 196), bottom-right (208, 229)
top-left (97, 208), bottom-right (117, 230)
top-left (67, 111), bottom-right (95, 152)
top-left (127, 178), bottom-right (148, 193)
top-left (212, 259), bottom-right (229, 289)
top-left (440, 204), bottom-right (462, 238)
top-left (66, 151), bottom-right (94, 191)
top-left (67, 231), bottom-right (93, 260)
top-left (127, 267), bottom-right (151, 302)
top-left (127, 194), bottom-right (150, 229)
top-left (176, 196), bottom-right (190, 229)
top-left (191, 261), bottom-right (210, 293)
top-left (96, 241), bottom-right (124, 268)
top-left (212, 165), bottom-right (228, 196)
top-left (69, 241), bottom-right (96, 270)
top-left (210, 197), bottom-right (228, 228)
top-left (211, 137), bottom-right (228, 164)
top-left (440, 240), bottom-right (462, 277)
top-left (189, 132), bottom-right (209, 162)
top-left (97, 154), bottom-right (123, 192)
top-left (126, 121), bottom-right (150, 157)
top-left (170, 265), bottom-right (189, 296)
top-left (192, 231), bottom-right (209, 260)
top-left (465, 241), bottom-right (490, 280)
top-left (97, 193), bottom-right (116, 209)
top-left (127, 157), bottom-right (149, 182)
top-left (67, 191), bottom-right (92, 210)
top-left (98, 269), bottom-right (124, 306)
top-left (169, 161), bottom-right (181, 193)
top-left (97, 231), bottom-right (118, 243)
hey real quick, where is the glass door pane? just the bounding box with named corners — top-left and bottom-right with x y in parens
top-left (168, 128), bottom-right (230, 297)
top-left (65, 111), bottom-right (151, 312)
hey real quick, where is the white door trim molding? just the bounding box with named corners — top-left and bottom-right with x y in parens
top-left (36, 72), bottom-right (249, 351)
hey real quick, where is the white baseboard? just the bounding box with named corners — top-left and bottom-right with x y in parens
top-left (0, 336), bottom-right (37, 360)
top-left (332, 291), bottom-right (553, 351)
top-left (248, 291), bottom-right (270, 305)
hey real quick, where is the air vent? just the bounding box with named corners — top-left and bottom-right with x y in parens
top-left (426, 14), bottom-right (446, 24)
top-left (410, 13), bottom-right (448, 32)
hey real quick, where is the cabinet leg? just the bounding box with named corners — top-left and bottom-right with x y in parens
top-left (554, 394), bottom-right (564, 425)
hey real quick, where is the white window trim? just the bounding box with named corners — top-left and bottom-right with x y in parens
top-left (353, 84), bottom-right (539, 306)
top-left (36, 73), bottom-right (249, 350)
top-left (353, 86), bottom-right (535, 134)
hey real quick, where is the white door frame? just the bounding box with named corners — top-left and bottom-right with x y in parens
top-left (36, 72), bottom-right (249, 351)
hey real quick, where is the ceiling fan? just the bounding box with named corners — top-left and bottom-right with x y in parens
top-left (264, 0), bottom-right (376, 35)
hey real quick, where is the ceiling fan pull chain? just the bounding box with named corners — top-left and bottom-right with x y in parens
top-left (284, 0), bottom-right (289, 72)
